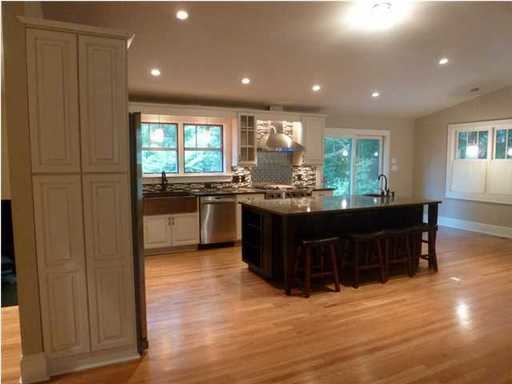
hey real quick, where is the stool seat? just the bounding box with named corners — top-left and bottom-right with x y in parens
top-left (343, 231), bottom-right (386, 288)
top-left (296, 236), bottom-right (341, 297)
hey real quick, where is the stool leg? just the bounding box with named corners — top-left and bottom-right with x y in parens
top-left (304, 245), bottom-right (312, 298)
top-left (377, 239), bottom-right (386, 283)
top-left (353, 242), bottom-right (360, 289)
top-left (329, 243), bottom-right (341, 292)
top-left (429, 229), bottom-right (438, 272)
top-left (405, 235), bottom-right (413, 277)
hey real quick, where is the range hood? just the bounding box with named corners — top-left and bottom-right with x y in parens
top-left (263, 124), bottom-right (304, 152)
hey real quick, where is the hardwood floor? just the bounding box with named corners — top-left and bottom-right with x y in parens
top-left (2, 227), bottom-right (512, 383)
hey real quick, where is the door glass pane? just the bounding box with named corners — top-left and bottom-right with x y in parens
top-left (323, 137), bottom-right (352, 196)
top-left (508, 129), bottom-right (512, 159)
top-left (478, 131), bottom-right (488, 159)
top-left (457, 131), bottom-right (467, 159)
top-left (354, 139), bottom-right (381, 194)
top-left (495, 129), bottom-right (506, 159)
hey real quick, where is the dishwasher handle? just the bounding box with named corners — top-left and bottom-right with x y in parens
top-left (201, 199), bottom-right (235, 204)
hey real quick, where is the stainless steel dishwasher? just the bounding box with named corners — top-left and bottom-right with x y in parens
top-left (200, 195), bottom-right (237, 244)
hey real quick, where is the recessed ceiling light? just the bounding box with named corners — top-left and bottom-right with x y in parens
top-left (345, 1), bottom-right (412, 31)
top-left (438, 57), bottom-right (449, 65)
top-left (241, 77), bottom-right (251, 85)
top-left (312, 84), bottom-right (321, 92)
top-left (150, 68), bottom-right (161, 77)
top-left (176, 10), bottom-right (189, 20)
top-left (371, 91), bottom-right (380, 98)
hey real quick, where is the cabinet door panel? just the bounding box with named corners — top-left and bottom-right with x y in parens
top-left (79, 36), bottom-right (128, 172)
top-left (27, 29), bottom-right (80, 173)
top-left (172, 213), bottom-right (199, 246)
top-left (302, 117), bottom-right (324, 165)
top-left (143, 215), bottom-right (172, 249)
top-left (83, 174), bottom-right (135, 351)
top-left (33, 176), bottom-right (89, 357)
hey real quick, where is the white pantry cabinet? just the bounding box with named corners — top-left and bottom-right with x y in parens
top-left (302, 116), bottom-right (325, 165)
top-left (32, 175), bottom-right (90, 358)
top-left (143, 212), bottom-right (199, 250)
top-left (79, 36), bottom-right (129, 173)
top-left (82, 174), bottom-right (135, 351)
top-left (26, 29), bottom-right (81, 173)
top-left (24, 17), bottom-right (136, 377)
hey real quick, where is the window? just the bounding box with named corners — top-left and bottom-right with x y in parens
top-left (457, 130), bottom-right (488, 159)
top-left (323, 129), bottom-right (388, 196)
top-left (495, 128), bottom-right (512, 159)
top-left (446, 119), bottom-right (512, 205)
top-left (183, 124), bottom-right (223, 173)
top-left (141, 123), bottom-right (178, 174)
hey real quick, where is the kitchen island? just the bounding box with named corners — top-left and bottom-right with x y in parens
top-left (240, 195), bottom-right (441, 294)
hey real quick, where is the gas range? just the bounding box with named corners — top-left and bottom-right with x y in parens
top-left (252, 184), bottom-right (313, 200)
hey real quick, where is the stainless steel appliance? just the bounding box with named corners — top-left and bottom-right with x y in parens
top-left (200, 195), bottom-right (237, 244)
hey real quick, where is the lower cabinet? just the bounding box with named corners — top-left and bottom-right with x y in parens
top-left (143, 212), bottom-right (199, 250)
top-left (236, 194), bottom-right (265, 240)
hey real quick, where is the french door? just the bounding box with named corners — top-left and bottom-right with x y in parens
top-left (323, 135), bottom-right (384, 196)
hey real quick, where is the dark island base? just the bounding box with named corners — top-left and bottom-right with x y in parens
top-left (242, 201), bottom-right (438, 294)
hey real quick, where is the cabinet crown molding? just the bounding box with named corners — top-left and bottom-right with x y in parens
top-left (18, 16), bottom-right (134, 47)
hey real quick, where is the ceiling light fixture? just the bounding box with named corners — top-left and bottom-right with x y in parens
top-left (345, 1), bottom-right (412, 31)
top-left (371, 91), bottom-right (380, 98)
top-left (150, 68), bottom-right (161, 77)
top-left (439, 57), bottom-right (449, 65)
top-left (176, 10), bottom-right (189, 20)
top-left (312, 84), bottom-right (321, 92)
top-left (241, 77), bottom-right (251, 85)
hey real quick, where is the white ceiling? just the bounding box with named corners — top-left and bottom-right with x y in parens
top-left (43, 1), bottom-right (512, 118)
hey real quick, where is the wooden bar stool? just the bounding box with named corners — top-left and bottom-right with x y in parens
top-left (410, 224), bottom-right (439, 272)
top-left (384, 228), bottom-right (414, 278)
top-left (295, 237), bottom-right (341, 298)
top-left (343, 231), bottom-right (387, 288)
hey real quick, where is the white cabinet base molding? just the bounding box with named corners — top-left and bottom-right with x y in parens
top-left (20, 353), bottom-right (49, 384)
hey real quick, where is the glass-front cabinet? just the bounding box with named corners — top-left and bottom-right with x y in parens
top-left (238, 113), bottom-right (257, 166)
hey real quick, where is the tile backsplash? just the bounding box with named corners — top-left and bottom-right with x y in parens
top-left (292, 165), bottom-right (317, 188)
top-left (251, 152), bottom-right (293, 184)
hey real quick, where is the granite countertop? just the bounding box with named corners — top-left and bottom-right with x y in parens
top-left (239, 195), bottom-right (441, 216)
top-left (143, 185), bottom-right (334, 198)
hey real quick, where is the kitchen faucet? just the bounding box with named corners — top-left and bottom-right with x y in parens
top-left (378, 174), bottom-right (390, 197)
top-left (161, 171), bottom-right (168, 189)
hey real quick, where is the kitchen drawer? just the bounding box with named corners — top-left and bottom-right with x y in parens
top-left (143, 196), bottom-right (197, 215)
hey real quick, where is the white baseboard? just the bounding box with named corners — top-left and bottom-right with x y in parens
top-left (424, 214), bottom-right (512, 239)
top-left (47, 347), bottom-right (140, 376)
top-left (20, 353), bottom-right (49, 384)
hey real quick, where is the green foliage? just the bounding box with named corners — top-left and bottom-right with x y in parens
top-left (323, 137), bottom-right (381, 195)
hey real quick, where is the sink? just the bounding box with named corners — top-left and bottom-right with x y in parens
top-left (144, 191), bottom-right (193, 198)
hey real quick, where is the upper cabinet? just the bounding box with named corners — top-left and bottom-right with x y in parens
top-left (301, 116), bottom-right (325, 165)
top-left (237, 113), bottom-right (257, 166)
top-left (26, 29), bottom-right (81, 173)
top-left (79, 36), bottom-right (128, 173)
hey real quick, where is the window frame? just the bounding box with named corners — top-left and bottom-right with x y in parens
top-left (182, 123), bottom-right (224, 174)
top-left (323, 128), bottom-right (390, 195)
top-left (141, 122), bottom-right (179, 175)
top-left (446, 119), bottom-right (512, 205)
top-left (140, 118), bottom-right (228, 177)
top-left (493, 127), bottom-right (512, 160)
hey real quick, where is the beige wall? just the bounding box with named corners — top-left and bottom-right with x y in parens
top-left (325, 115), bottom-right (415, 197)
top-left (414, 86), bottom-right (512, 227)
top-left (2, 0), bottom-right (45, 364)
